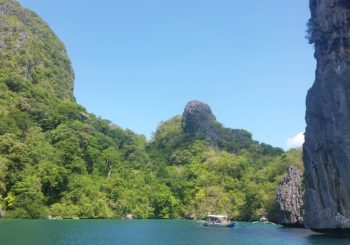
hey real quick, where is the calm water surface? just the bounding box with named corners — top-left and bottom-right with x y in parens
top-left (0, 220), bottom-right (349, 245)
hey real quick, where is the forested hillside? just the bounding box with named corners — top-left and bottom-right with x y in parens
top-left (0, 0), bottom-right (302, 220)
top-left (0, 0), bottom-right (154, 219)
top-left (147, 102), bottom-right (302, 220)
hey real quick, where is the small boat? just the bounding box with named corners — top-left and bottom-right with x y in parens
top-left (126, 214), bottom-right (133, 220)
top-left (252, 216), bottom-right (276, 225)
top-left (203, 214), bottom-right (235, 228)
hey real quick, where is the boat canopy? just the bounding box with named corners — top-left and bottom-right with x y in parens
top-left (208, 214), bottom-right (227, 218)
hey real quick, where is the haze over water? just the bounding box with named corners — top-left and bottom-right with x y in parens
top-left (0, 220), bottom-right (349, 245)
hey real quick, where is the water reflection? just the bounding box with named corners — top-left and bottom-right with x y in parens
top-left (306, 234), bottom-right (350, 245)
top-left (276, 226), bottom-right (350, 245)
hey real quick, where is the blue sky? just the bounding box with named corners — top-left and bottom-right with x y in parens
top-left (19, 0), bottom-right (315, 149)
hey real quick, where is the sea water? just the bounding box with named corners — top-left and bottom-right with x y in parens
top-left (0, 219), bottom-right (349, 245)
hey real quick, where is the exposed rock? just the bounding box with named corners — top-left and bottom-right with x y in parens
top-left (182, 101), bottom-right (220, 146)
top-left (0, 208), bottom-right (4, 218)
top-left (182, 101), bottom-right (283, 155)
top-left (0, 0), bottom-right (74, 100)
top-left (275, 166), bottom-right (304, 227)
top-left (304, 0), bottom-right (350, 233)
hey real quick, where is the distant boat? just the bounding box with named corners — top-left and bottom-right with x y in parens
top-left (203, 214), bottom-right (235, 228)
top-left (126, 214), bottom-right (133, 220)
top-left (47, 215), bottom-right (62, 220)
top-left (252, 216), bottom-right (276, 225)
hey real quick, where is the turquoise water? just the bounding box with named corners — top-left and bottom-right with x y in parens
top-left (0, 220), bottom-right (350, 245)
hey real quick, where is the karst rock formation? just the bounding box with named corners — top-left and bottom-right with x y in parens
top-left (275, 166), bottom-right (304, 227)
top-left (304, 0), bottom-right (350, 234)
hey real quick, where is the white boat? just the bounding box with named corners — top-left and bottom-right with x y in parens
top-left (252, 216), bottom-right (276, 225)
top-left (203, 214), bottom-right (235, 228)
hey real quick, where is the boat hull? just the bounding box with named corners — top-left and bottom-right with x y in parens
top-left (203, 222), bottom-right (235, 228)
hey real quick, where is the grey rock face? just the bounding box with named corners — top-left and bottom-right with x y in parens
top-left (182, 101), bottom-right (221, 146)
top-left (304, 0), bottom-right (350, 233)
top-left (181, 101), bottom-right (283, 155)
top-left (275, 166), bottom-right (304, 227)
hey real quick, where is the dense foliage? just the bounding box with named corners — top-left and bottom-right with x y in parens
top-left (0, 0), bottom-right (303, 221)
top-left (148, 116), bottom-right (302, 220)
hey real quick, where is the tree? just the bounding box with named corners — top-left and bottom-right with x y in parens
top-left (98, 147), bottom-right (122, 178)
top-left (10, 174), bottom-right (47, 218)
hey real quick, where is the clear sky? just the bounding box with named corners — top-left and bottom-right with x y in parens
top-left (19, 0), bottom-right (315, 149)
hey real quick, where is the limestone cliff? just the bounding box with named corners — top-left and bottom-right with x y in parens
top-left (304, 0), bottom-right (350, 233)
top-left (182, 101), bottom-right (283, 155)
top-left (275, 166), bottom-right (304, 227)
top-left (0, 0), bottom-right (74, 101)
top-left (182, 101), bottom-right (220, 147)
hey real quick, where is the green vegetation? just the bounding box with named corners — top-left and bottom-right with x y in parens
top-left (0, 0), bottom-right (303, 221)
top-left (148, 117), bottom-right (302, 220)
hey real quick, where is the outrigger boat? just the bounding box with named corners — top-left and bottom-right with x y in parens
top-left (203, 214), bottom-right (235, 228)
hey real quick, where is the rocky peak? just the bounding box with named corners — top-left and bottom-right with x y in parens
top-left (304, 0), bottom-right (350, 234)
top-left (0, 0), bottom-right (74, 101)
top-left (182, 101), bottom-right (220, 146)
top-left (274, 166), bottom-right (304, 227)
top-left (182, 101), bottom-right (216, 133)
top-left (181, 100), bottom-right (283, 155)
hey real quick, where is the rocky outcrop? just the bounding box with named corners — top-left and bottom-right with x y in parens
top-left (275, 166), bottom-right (304, 227)
top-left (0, 208), bottom-right (4, 218)
top-left (182, 101), bottom-right (283, 155)
top-left (0, 0), bottom-right (74, 100)
top-left (304, 0), bottom-right (350, 233)
top-left (182, 101), bottom-right (221, 146)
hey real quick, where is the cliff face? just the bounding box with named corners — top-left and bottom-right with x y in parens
top-left (304, 0), bottom-right (350, 232)
top-left (182, 101), bottom-right (220, 146)
top-left (0, 0), bottom-right (74, 101)
top-left (275, 166), bottom-right (304, 227)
